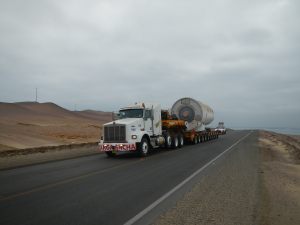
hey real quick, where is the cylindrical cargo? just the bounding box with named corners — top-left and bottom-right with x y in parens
top-left (171, 97), bottom-right (214, 131)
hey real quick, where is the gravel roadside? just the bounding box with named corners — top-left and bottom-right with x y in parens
top-left (0, 143), bottom-right (101, 170)
top-left (152, 131), bottom-right (262, 225)
top-left (259, 131), bottom-right (300, 225)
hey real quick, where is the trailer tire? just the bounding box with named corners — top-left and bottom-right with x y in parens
top-left (197, 136), bottom-right (201, 143)
top-left (193, 136), bottom-right (198, 145)
top-left (178, 134), bottom-right (184, 148)
top-left (139, 138), bottom-right (149, 157)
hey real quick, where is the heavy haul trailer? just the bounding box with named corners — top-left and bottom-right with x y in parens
top-left (161, 110), bottom-right (218, 146)
top-left (99, 97), bottom-right (218, 157)
top-left (170, 97), bottom-right (219, 144)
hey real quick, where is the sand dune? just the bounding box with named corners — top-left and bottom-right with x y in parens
top-left (0, 102), bottom-right (112, 150)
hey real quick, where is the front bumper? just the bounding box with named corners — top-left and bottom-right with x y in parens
top-left (99, 143), bottom-right (137, 152)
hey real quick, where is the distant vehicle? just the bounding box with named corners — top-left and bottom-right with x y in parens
top-left (99, 97), bottom-right (219, 157)
top-left (215, 122), bottom-right (226, 134)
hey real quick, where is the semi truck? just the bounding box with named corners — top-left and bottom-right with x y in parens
top-left (99, 97), bottom-right (219, 157)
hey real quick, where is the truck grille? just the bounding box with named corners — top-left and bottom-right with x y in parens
top-left (104, 124), bottom-right (126, 143)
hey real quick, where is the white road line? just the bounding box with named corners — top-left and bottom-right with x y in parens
top-left (124, 131), bottom-right (253, 225)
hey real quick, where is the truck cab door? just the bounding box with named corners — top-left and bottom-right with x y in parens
top-left (144, 109), bottom-right (153, 135)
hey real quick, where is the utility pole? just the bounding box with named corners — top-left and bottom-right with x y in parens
top-left (35, 88), bottom-right (38, 102)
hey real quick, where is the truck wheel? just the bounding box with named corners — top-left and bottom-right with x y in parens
top-left (164, 133), bottom-right (172, 149)
top-left (200, 136), bottom-right (203, 142)
top-left (172, 135), bottom-right (179, 149)
top-left (139, 138), bottom-right (149, 157)
top-left (193, 136), bottom-right (198, 145)
top-left (106, 151), bottom-right (115, 157)
top-left (178, 134), bottom-right (184, 148)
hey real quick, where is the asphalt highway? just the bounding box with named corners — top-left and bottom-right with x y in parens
top-left (0, 130), bottom-right (253, 225)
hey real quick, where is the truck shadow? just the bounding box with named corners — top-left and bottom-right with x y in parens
top-left (105, 148), bottom-right (182, 160)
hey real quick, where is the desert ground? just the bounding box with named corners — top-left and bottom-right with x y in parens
top-left (0, 102), bottom-right (112, 151)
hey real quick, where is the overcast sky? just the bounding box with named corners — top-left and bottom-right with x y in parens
top-left (0, 0), bottom-right (299, 128)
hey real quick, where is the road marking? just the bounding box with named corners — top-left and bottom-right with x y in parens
top-left (0, 159), bottom-right (143, 202)
top-left (124, 131), bottom-right (253, 225)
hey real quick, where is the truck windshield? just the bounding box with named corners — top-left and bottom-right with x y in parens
top-left (119, 109), bottom-right (144, 118)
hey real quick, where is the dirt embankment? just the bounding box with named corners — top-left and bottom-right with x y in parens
top-left (0, 102), bottom-right (112, 170)
top-left (259, 131), bottom-right (300, 225)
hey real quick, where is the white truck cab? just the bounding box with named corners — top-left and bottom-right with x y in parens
top-left (99, 102), bottom-right (163, 157)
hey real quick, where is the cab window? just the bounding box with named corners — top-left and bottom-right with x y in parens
top-left (144, 110), bottom-right (152, 119)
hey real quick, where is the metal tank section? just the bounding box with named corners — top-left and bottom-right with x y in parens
top-left (171, 97), bottom-right (214, 131)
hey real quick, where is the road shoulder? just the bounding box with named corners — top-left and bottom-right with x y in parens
top-left (153, 131), bottom-right (261, 225)
top-left (0, 143), bottom-right (100, 170)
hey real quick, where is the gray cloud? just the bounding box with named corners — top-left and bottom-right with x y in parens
top-left (1, 0), bottom-right (300, 128)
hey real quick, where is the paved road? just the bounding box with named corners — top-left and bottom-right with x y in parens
top-left (0, 130), bottom-right (252, 225)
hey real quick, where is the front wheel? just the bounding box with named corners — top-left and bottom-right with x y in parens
top-left (105, 151), bottom-right (115, 157)
top-left (139, 138), bottom-right (150, 157)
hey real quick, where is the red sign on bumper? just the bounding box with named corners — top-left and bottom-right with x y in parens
top-left (99, 143), bottom-right (136, 152)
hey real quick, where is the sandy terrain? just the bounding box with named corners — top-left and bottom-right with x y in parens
top-left (259, 131), bottom-right (300, 225)
top-left (0, 102), bottom-right (112, 151)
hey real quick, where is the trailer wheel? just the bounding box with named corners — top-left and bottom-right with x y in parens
top-left (193, 136), bottom-right (198, 145)
top-left (172, 135), bottom-right (179, 149)
top-left (197, 136), bottom-right (201, 143)
top-left (138, 138), bottom-right (149, 157)
top-left (164, 133), bottom-right (172, 149)
top-left (178, 134), bottom-right (184, 148)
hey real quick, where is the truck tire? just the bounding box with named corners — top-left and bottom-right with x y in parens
top-left (139, 138), bottom-right (149, 157)
top-left (171, 135), bottom-right (179, 149)
top-left (164, 133), bottom-right (172, 149)
top-left (193, 136), bottom-right (198, 145)
top-left (106, 151), bottom-right (115, 157)
top-left (178, 134), bottom-right (184, 148)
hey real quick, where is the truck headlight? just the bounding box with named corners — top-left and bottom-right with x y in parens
top-left (131, 135), bottom-right (137, 139)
